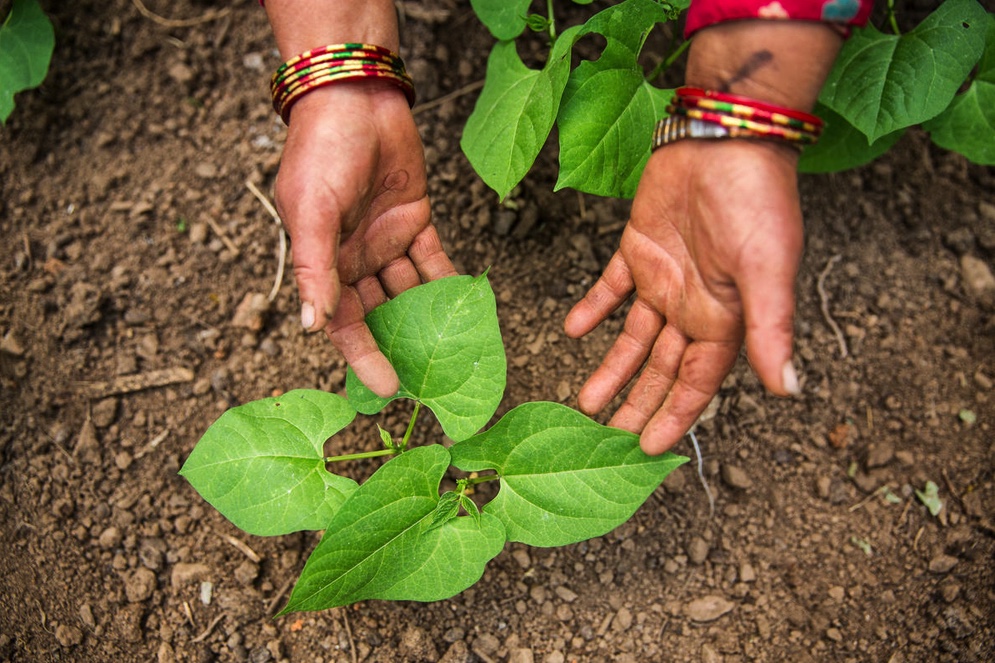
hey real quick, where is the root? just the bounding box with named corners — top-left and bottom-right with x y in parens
top-left (817, 254), bottom-right (848, 358)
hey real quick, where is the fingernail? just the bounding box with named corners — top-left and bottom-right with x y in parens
top-left (301, 302), bottom-right (316, 330)
top-left (782, 360), bottom-right (801, 397)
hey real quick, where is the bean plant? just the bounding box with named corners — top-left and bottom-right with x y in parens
top-left (460, 0), bottom-right (995, 200)
top-left (0, 0), bottom-right (54, 125)
top-left (181, 275), bottom-right (687, 614)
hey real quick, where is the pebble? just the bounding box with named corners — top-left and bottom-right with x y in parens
top-left (960, 255), bottom-right (995, 301)
top-left (55, 624), bottom-right (83, 647)
top-left (439, 640), bottom-right (469, 663)
top-left (701, 644), bottom-right (723, 663)
top-left (684, 595), bottom-right (735, 622)
top-left (98, 526), bottom-right (122, 550)
top-left (545, 652), bottom-right (565, 663)
top-left (232, 292), bottom-right (270, 331)
top-left (554, 586), bottom-right (578, 603)
top-left (125, 567), bottom-right (157, 602)
top-left (170, 562), bottom-right (210, 588)
top-left (0, 331), bottom-right (24, 356)
top-left (188, 221), bottom-right (208, 244)
top-left (612, 606), bottom-right (633, 632)
top-left (92, 398), bottom-right (119, 428)
top-left (472, 633), bottom-right (500, 657)
top-left (235, 560), bottom-right (259, 585)
top-left (828, 586), bottom-right (846, 602)
top-left (941, 582), bottom-right (961, 603)
top-left (508, 648), bottom-right (535, 663)
top-left (739, 562), bottom-right (757, 583)
top-left (826, 627), bottom-right (843, 642)
top-left (687, 537), bottom-right (709, 565)
top-left (79, 603), bottom-right (96, 630)
top-left (721, 464), bottom-right (752, 490)
top-left (512, 548), bottom-right (531, 569)
top-left (865, 441), bottom-right (894, 469)
top-left (928, 554), bottom-right (959, 574)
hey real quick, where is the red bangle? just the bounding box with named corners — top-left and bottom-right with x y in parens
top-left (675, 87), bottom-right (821, 127)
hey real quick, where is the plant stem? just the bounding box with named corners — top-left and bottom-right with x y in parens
top-left (400, 402), bottom-right (421, 451)
top-left (464, 473), bottom-right (500, 486)
top-left (324, 448), bottom-right (397, 463)
top-left (546, 0), bottom-right (556, 44)
top-left (647, 38), bottom-right (691, 83)
top-left (886, 0), bottom-right (901, 35)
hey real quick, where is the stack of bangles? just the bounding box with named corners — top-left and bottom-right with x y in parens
top-left (270, 43), bottom-right (415, 124)
top-left (652, 86), bottom-right (823, 151)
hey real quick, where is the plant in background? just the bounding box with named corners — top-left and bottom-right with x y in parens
top-left (181, 274), bottom-right (687, 614)
top-left (460, 0), bottom-right (995, 201)
top-left (0, 0), bottom-right (54, 125)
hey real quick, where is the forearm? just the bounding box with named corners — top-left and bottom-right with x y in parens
top-left (686, 20), bottom-right (843, 112)
top-left (264, 0), bottom-right (400, 57)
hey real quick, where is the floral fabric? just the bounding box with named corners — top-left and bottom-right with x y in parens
top-left (685, 0), bottom-right (874, 37)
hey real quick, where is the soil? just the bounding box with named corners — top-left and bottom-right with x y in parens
top-left (2, 1), bottom-right (994, 662)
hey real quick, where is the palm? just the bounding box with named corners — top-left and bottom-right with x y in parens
top-left (566, 139), bottom-right (804, 454)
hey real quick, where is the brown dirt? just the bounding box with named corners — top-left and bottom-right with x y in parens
top-left (2, 1), bottom-right (994, 662)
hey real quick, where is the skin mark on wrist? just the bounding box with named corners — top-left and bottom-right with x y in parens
top-left (716, 50), bottom-right (773, 92)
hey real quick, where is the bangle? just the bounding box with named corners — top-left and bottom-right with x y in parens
top-left (270, 43), bottom-right (415, 124)
top-left (652, 87), bottom-right (823, 151)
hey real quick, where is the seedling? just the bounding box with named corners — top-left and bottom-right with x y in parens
top-left (181, 274), bottom-right (687, 614)
top-left (460, 0), bottom-right (995, 200)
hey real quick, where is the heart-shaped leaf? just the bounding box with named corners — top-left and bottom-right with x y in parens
top-left (799, 103), bottom-right (905, 173)
top-left (450, 402), bottom-right (688, 547)
top-left (0, 0), bottom-right (55, 123)
top-left (469, 0), bottom-right (531, 40)
top-left (347, 274), bottom-right (506, 442)
top-left (180, 390), bottom-right (358, 536)
top-left (819, 0), bottom-right (988, 143)
top-left (280, 445), bottom-right (506, 613)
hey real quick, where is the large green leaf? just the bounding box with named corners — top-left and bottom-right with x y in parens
top-left (799, 103), bottom-right (905, 173)
top-left (819, 0), bottom-right (988, 143)
top-left (0, 0), bottom-right (55, 124)
top-left (280, 445), bottom-right (506, 613)
top-left (555, 0), bottom-right (673, 198)
top-left (460, 24), bottom-right (582, 201)
top-left (924, 13), bottom-right (995, 165)
top-left (346, 274), bottom-right (506, 442)
top-left (450, 402), bottom-right (688, 547)
top-left (180, 390), bottom-right (358, 536)
top-left (469, 0), bottom-right (531, 40)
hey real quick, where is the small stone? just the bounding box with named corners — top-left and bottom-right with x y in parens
top-left (0, 331), bottom-right (24, 356)
top-left (234, 560), bottom-right (259, 585)
top-left (974, 370), bottom-right (993, 391)
top-left (55, 624), bottom-right (83, 647)
top-left (941, 582), bottom-right (961, 603)
top-left (443, 627), bottom-right (465, 643)
top-left (942, 227), bottom-right (975, 256)
top-left (472, 633), bottom-right (500, 657)
top-left (701, 644), bottom-right (723, 663)
top-left (663, 467), bottom-right (685, 493)
top-left (194, 162), bottom-right (217, 179)
top-left (125, 567), bottom-right (157, 602)
top-left (687, 537), bottom-right (709, 565)
top-left (157, 642), bottom-right (176, 663)
top-left (546, 653), bottom-right (566, 663)
top-left (98, 526), bottom-right (122, 550)
top-left (828, 586), bottom-right (845, 602)
top-left (865, 441), bottom-right (894, 469)
top-left (684, 596), bottom-right (735, 622)
top-left (826, 627), bottom-right (843, 642)
top-left (439, 641), bottom-right (470, 663)
top-left (961, 255), bottom-right (995, 301)
top-left (739, 562), bottom-right (757, 583)
top-left (232, 292), bottom-right (270, 331)
top-left (816, 476), bottom-right (832, 500)
top-left (721, 464), bottom-right (752, 490)
top-left (91, 398), bottom-right (119, 428)
top-left (508, 648), bottom-right (535, 663)
top-left (114, 451), bottom-right (133, 470)
top-left (612, 606), bottom-right (633, 632)
top-left (188, 222), bottom-right (208, 245)
top-left (79, 604), bottom-right (96, 630)
top-left (398, 626), bottom-right (438, 662)
top-left (554, 586), bottom-right (578, 603)
top-left (928, 554), bottom-right (959, 574)
top-left (170, 562), bottom-right (210, 588)
top-left (512, 548), bottom-right (531, 569)
top-left (829, 421), bottom-right (858, 449)
top-left (167, 62), bottom-right (193, 85)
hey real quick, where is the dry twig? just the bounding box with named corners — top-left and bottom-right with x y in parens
top-left (204, 216), bottom-right (240, 257)
top-left (81, 367), bottom-right (194, 398)
top-left (817, 254), bottom-right (849, 358)
top-left (245, 180), bottom-right (287, 303)
top-left (131, 0), bottom-right (231, 28)
top-left (341, 609), bottom-right (358, 663)
top-left (266, 576), bottom-right (295, 614)
top-left (190, 614), bottom-right (225, 643)
top-left (221, 533), bottom-right (261, 563)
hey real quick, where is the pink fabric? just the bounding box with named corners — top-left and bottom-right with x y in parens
top-left (685, 0), bottom-right (874, 37)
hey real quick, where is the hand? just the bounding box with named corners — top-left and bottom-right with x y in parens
top-left (564, 139), bottom-right (805, 454)
top-left (274, 81), bottom-right (456, 396)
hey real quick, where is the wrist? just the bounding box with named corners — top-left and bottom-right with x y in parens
top-left (686, 21), bottom-right (843, 112)
top-left (265, 0), bottom-right (399, 57)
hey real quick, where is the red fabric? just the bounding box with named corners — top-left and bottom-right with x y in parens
top-left (685, 0), bottom-right (874, 37)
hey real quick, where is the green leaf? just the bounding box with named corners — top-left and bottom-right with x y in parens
top-left (280, 445), bottom-right (506, 613)
top-left (924, 14), bottom-right (995, 165)
top-left (346, 274), bottom-right (506, 443)
top-left (555, 0), bottom-right (673, 198)
top-left (470, 0), bottom-right (531, 40)
top-left (460, 25), bottom-right (582, 200)
top-left (429, 491), bottom-right (462, 530)
top-left (180, 390), bottom-right (359, 536)
top-left (0, 0), bottom-right (55, 124)
top-left (819, 0), bottom-right (989, 143)
top-left (915, 480), bottom-right (944, 516)
top-left (459, 493), bottom-right (482, 527)
top-left (799, 103), bottom-right (905, 173)
top-left (450, 402), bottom-right (688, 547)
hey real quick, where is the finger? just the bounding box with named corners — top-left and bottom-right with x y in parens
top-left (409, 225), bottom-right (458, 281)
top-left (379, 257), bottom-right (421, 298)
top-left (285, 215), bottom-right (342, 333)
top-left (738, 233), bottom-right (803, 397)
top-left (325, 286), bottom-right (400, 398)
top-left (564, 252), bottom-right (634, 338)
top-left (354, 275), bottom-right (389, 313)
top-left (608, 324), bottom-right (688, 433)
top-left (638, 340), bottom-right (739, 455)
top-left (577, 299), bottom-right (664, 415)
